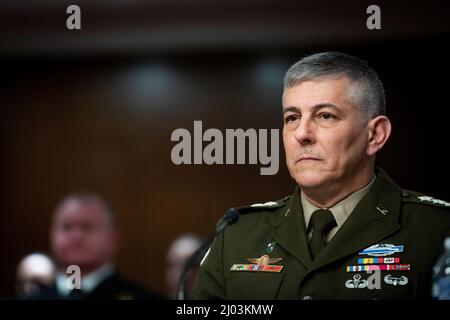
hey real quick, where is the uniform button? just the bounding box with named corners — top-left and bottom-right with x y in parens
top-left (302, 295), bottom-right (313, 300)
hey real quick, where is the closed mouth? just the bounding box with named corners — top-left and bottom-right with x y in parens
top-left (297, 156), bottom-right (322, 162)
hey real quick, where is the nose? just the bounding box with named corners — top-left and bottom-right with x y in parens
top-left (68, 227), bottom-right (84, 241)
top-left (293, 117), bottom-right (316, 146)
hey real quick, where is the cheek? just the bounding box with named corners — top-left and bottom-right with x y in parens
top-left (90, 234), bottom-right (114, 253)
top-left (282, 131), bottom-right (296, 157)
top-left (328, 130), bottom-right (367, 163)
top-left (320, 130), bottom-right (360, 160)
top-left (52, 233), bottom-right (66, 250)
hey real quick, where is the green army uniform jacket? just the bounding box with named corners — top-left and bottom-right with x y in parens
top-left (191, 168), bottom-right (450, 300)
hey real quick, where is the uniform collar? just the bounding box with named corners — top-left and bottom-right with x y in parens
top-left (301, 175), bottom-right (376, 231)
top-left (305, 167), bottom-right (402, 270)
top-left (269, 167), bottom-right (402, 270)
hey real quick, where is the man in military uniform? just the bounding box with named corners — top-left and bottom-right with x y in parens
top-left (28, 193), bottom-right (162, 300)
top-left (191, 52), bottom-right (450, 300)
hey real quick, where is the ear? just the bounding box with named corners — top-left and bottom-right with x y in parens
top-left (367, 115), bottom-right (391, 156)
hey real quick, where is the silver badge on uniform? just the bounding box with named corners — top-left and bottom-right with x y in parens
top-left (358, 244), bottom-right (404, 257)
top-left (384, 275), bottom-right (408, 286)
top-left (345, 274), bottom-right (368, 289)
top-left (265, 241), bottom-right (276, 254)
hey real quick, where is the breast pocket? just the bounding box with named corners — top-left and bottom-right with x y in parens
top-left (225, 272), bottom-right (285, 300)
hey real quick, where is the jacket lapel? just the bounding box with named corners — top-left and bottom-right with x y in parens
top-left (269, 186), bottom-right (313, 268)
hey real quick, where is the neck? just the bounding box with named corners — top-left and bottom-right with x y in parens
top-left (59, 262), bottom-right (109, 278)
top-left (301, 165), bottom-right (374, 208)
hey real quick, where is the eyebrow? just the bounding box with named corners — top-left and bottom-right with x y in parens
top-left (283, 103), bottom-right (340, 114)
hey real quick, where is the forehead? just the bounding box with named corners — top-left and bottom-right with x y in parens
top-left (282, 77), bottom-right (353, 110)
top-left (53, 199), bottom-right (109, 225)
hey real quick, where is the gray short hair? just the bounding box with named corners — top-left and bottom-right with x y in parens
top-left (283, 52), bottom-right (385, 119)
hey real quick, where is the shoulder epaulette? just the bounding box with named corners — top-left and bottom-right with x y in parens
top-left (234, 195), bottom-right (290, 215)
top-left (401, 189), bottom-right (450, 209)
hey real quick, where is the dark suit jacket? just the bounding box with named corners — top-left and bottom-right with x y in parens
top-left (27, 272), bottom-right (164, 300)
top-left (191, 168), bottom-right (450, 299)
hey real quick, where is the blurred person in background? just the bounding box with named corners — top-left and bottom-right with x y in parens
top-left (16, 253), bottom-right (56, 298)
top-left (166, 233), bottom-right (203, 299)
top-left (28, 192), bottom-right (162, 300)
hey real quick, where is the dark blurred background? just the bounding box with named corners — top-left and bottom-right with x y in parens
top-left (0, 0), bottom-right (449, 297)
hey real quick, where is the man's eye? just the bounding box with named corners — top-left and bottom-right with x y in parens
top-left (60, 224), bottom-right (71, 231)
top-left (319, 112), bottom-right (336, 120)
top-left (284, 115), bottom-right (299, 123)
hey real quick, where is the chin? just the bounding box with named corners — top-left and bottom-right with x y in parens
top-left (292, 170), bottom-right (328, 189)
top-left (64, 255), bottom-right (95, 267)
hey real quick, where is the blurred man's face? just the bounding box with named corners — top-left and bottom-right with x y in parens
top-left (51, 199), bottom-right (118, 273)
top-left (282, 77), bottom-right (370, 190)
